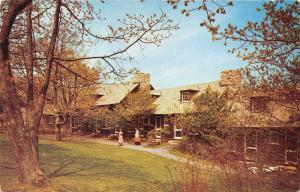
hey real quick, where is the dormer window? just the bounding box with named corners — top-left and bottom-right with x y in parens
top-left (181, 89), bottom-right (198, 102)
top-left (181, 91), bottom-right (190, 102)
top-left (250, 96), bottom-right (268, 112)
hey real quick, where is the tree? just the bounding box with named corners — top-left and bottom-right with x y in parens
top-left (170, 1), bottom-right (299, 122)
top-left (214, 1), bottom-right (300, 116)
top-left (176, 87), bottom-right (233, 146)
top-left (48, 48), bottom-right (100, 114)
top-left (0, 0), bottom-right (57, 185)
top-left (96, 88), bottom-right (156, 136)
top-left (0, 0), bottom-right (177, 185)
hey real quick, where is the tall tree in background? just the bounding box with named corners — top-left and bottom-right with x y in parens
top-left (216, 2), bottom-right (299, 116)
top-left (175, 1), bottom-right (299, 116)
top-left (0, 0), bottom-right (178, 185)
top-left (48, 49), bottom-right (100, 113)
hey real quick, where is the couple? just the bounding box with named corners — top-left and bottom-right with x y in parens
top-left (118, 128), bottom-right (140, 146)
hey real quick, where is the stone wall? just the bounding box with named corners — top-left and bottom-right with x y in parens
top-left (131, 73), bottom-right (151, 90)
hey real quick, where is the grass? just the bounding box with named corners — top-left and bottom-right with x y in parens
top-left (0, 134), bottom-right (178, 192)
top-left (1, 134), bottom-right (295, 192)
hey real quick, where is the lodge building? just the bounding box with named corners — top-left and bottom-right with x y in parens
top-left (95, 71), bottom-right (300, 168)
top-left (0, 70), bottom-right (299, 168)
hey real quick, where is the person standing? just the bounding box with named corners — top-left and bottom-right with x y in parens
top-left (118, 129), bottom-right (124, 146)
top-left (134, 128), bottom-right (141, 145)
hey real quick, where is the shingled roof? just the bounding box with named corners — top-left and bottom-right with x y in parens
top-left (154, 80), bottom-right (223, 114)
top-left (96, 83), bottom-right (139, 106)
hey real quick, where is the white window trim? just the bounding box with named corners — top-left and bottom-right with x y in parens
top-left (244, 131), bottom-right (258, 161)
top-left (58, 114), bottom-right (65, 123)
top-left (181, 91), bottom-right (190, 102)
top-left (174, 128), bottom-right (182, 139)
top-left (155, 116), bottom-right (162, 138)
top-left (48, 115), bottom-right (54, 125)
top-left (155, 128), bottom-right (161, 139)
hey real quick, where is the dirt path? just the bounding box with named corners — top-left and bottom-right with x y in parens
top-left (41, 135), bottom-right (188, 163)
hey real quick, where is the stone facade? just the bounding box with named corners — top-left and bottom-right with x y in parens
top-left (131, 73), bottom-right (151, 90)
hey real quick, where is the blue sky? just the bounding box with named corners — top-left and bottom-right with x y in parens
top-left (88, 0), bottom-right (266, 89)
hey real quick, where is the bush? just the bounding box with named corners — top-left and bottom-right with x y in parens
top-left (173, 139), bottom-right (298, 192)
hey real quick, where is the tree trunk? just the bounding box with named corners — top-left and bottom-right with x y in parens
top-left (0, 0), bottom-right (47, 185)
top-left (0, 38), bottom-right (47, 186)
top-left (7, 120), bottom-right (46, 185)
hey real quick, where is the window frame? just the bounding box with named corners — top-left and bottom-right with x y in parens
top-left (250, 97), bottom-right (268, 112)
top-left (72, 116), bottom-right (81, 128)
top-left (58, 114), bottom-right (65, 123)
top-left (245, 130), bottom-right (258, 161)
top-left (47, 115), bottom-right (55, 125)
top-left (181, 91), bottom-right (190, 102)
top-left (268, 130), bottom-right (279, 145)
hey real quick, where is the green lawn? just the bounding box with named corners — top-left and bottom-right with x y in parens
top-left (0, 134), bottom-right (295, 192)
top-left (0, 134), bottom-right (177, 192)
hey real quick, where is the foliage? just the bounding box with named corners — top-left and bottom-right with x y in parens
top-left (0, 0), bottom-right (177, 184)
top-left (95, 88), bottom-right (156, 133)
top-left (48, 49), bottom-right (100, 115)
top-left (176, 87), bottom-right (233, 145)
top-left (167, 152), bottom-right (296, 192)
top-left (212, 1), bottom-right (299, 113)
top-left (171, 0), bottom-right (299, 117)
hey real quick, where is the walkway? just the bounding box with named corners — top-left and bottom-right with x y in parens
top-left (41, 135), bottom-right (188, 163)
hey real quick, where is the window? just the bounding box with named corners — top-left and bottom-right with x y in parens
top-left (181, 91), bottom-right (191, 102)
top-left (286, 130), bottom-right (298, 164)
top-left (163, 117), bottom-right (169, 127)
top-left (72, 116), bottom-right (81, 127)
top-left (250, 97), bottom-right (267, 112)
top-left (269, 130), bottom-right (279, 145)
top-left (245, 130), bottom-right (257, 161)
top-left (227, 134), bottom-right (237, 152)
top-left (174, 128), bottom-right (182, 139)
top-left (155, 116), bottom-right (162, 138)
top-left (47, 115), bottom-right (54, 125)
top-left (143, 117), bottom-right (150, 125)
top-left (137, 117), bottom-right (143, 129)
top-left (58, 114), bottom-right (65, 123)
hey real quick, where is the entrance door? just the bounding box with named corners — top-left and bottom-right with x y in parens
top-left (155, 116), bottom-right (162, 138)
top-left (173, 120), bottom-right (182, 139)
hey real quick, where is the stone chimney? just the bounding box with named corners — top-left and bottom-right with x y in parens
top-left (131, 73), bottom-right (151, 90)
top-left (219, 70), bottom-right (242, 87)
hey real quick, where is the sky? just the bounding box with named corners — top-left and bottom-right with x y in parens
top-left (87, 0), bottom-right (266, 89)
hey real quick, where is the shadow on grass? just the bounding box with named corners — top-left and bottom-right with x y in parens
top-left (1, 134), bottom-right (174, 192)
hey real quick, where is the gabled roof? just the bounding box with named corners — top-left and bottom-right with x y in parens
top-left (96, 83), bottom-right (139, 106)
top-left (154, 81), bottom-right (223, 114)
